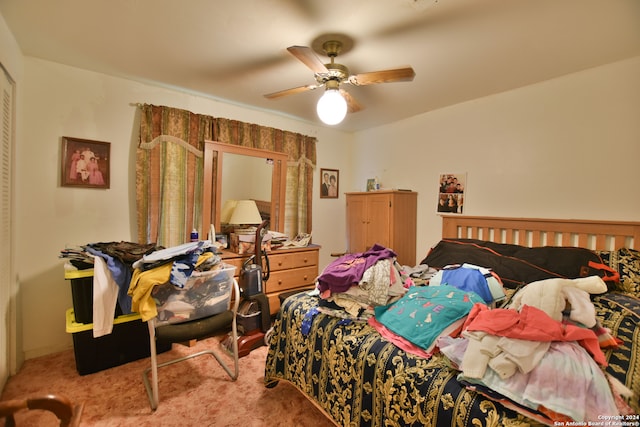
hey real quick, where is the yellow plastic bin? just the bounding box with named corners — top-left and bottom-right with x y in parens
top-left (65, 309), bottom-right (170, 375)
top-left (64, 267), bottom-right (122, 324)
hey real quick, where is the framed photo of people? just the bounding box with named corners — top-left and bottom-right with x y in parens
top-left (61, 136), bottom-right (111, 189)
top-left (320, 168), bottom-right (339, 199)
top-left (437, 173), bottom-right (466, 214)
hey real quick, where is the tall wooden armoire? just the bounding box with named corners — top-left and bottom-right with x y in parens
top-left (345, 190), bottom-right (417, 266)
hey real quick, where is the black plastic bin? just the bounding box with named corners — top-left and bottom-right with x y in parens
top-left (65, 268), bottom-right (121, 324)
top-left (65, 309), bottom-right (170, 375)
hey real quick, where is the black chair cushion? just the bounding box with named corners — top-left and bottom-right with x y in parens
top-left (155, 310), bottom-right (233, 343)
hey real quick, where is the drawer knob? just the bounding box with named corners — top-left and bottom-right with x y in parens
top-left (278, 280), bottom-right (283, 285)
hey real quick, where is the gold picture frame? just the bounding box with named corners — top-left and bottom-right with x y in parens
top-left (61, 136), bottom-right (111, 189)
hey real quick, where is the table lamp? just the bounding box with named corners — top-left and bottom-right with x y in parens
top-left (228, 200), bottom-right (263, 234)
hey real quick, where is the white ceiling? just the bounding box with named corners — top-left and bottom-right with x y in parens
top-left (2, 0), bottom-right (640, 132)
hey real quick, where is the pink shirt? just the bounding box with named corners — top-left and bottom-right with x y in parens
top-left (463, 303), bottom-right (606, 365)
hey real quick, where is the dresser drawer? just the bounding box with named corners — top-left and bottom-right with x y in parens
top-left (222, 253), bottom-right (318, 281)
top-left (222, 248), bottom-right (318, 272)
top-left (268, 250), bottom-right (318, 271)
top-left (220, 245), bottom-right (320, 315)
top-left (266, 266), bottom-right (318, 294)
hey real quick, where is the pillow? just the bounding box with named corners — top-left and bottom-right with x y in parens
top-left (596, 248), bottom-right (640, 297)
top-left (423, 239), bottom-right (617, 289)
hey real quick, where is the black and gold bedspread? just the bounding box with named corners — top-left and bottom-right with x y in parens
top-left (264, 291), bottom-right (640, 427)
top-left (593, 291), bottom-right (640, 414)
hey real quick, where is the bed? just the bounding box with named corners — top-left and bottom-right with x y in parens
top-left (263, 216), bottom-right (640, 427)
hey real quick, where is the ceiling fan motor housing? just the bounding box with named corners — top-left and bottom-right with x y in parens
top-left (316, 62), bottom-right (349, 85)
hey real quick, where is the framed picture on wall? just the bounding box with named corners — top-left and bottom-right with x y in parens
top-left (61, 136), bottom-right (111, 189)
top-left (437, 173), bottom-right (466, 214)
top-left (320, 168), bottom-right (339, 199)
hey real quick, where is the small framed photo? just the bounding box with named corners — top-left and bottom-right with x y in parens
top-left (366, 179), bottom-right (376, 192)
top-left (61, 136), bottom-right (110, 189)
top-left (437, 173), bottom-right (466, 214)
top-left (320, 168), bottom-right (339, 199)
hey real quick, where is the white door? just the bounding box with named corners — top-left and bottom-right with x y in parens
top-left (0, 63), bottom-right (16, 387)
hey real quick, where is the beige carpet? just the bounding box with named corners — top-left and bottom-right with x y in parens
top-left (0, 337), bottom-right (336, 426)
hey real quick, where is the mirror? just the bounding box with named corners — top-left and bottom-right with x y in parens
top-left (202, 141), bottom-right (288, 234)
top-left (220, 153), bottom-right (272, 214)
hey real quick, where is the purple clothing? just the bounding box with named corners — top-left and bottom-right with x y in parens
top-left (317, 244), bottom-right (397, 294)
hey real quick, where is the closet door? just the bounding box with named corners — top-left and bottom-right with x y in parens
top-left (0, 64), bottom-right (15, 385)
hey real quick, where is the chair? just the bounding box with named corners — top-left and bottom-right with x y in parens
top-left (142, 275), bottom-right (240, 410)
top-left (0, 394), bottom-right (84, 427)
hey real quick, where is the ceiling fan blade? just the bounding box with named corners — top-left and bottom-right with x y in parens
top-left (264, 84), bottom-right (320, 99)
top-left (340, 89), bottom-right (364, 113)
top-left (287, 46), bottom-right (329, 74)
top-left (349, 67), bottom-right (416, 86)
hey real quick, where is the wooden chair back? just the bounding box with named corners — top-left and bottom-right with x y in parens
top-left (0, 394), bottom-right (83, 427)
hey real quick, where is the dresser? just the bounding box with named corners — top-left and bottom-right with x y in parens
top-left (220, 245), bottom-right (320, 314)
top-left (345, 190), bottom-right (417, 266)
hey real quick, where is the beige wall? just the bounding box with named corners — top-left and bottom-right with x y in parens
top-left (353, 56), bottom-right (640, 262)
top-left (3, 12), bottom-right (640, 362)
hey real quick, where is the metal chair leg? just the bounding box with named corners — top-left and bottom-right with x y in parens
top-left (142, 289), bottom-right (240, 410)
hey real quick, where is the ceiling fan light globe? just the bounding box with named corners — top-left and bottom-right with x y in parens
top-left (317, 89), bottom-right (347, 125)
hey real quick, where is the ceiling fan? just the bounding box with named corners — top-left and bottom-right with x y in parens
top-left (264, 34), bottom-right (416, 125)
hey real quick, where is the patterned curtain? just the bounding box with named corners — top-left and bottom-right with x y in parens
top-left (213, 118), bottom-right (316, 237)
top-left (136, 104), bottom-right (213, 247)
top-left (136, 106), bottom-right (316, 246)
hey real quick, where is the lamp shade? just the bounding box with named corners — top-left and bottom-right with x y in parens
top-left (317, 88), bottom-right (347, 125)
top-left (220, 199), bottom-right (238, 223)
top-left (228, 200), bottom-right (263, 225)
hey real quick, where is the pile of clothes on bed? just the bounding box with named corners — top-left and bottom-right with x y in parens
top-left (436, 275), bottom-right (632, 422)
top-left (310, 243), bottom-right (634, 423)
top-left (315, 244), bottom-right (435, 319)
top-left (315, 243), bottom-right (505, 317)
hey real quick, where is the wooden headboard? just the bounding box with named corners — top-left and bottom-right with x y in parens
top-left (441, 215), bottom-right (640, 251)
top-left (252, 199), bottom-right (271, 217)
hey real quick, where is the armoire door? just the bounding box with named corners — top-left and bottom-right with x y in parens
top-left (346, 194), bottom-right (368, 253)
top-left (364, 193), bottom-right (391, 249)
